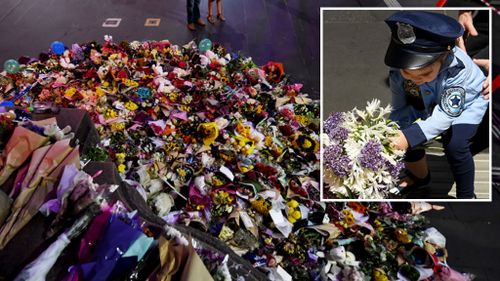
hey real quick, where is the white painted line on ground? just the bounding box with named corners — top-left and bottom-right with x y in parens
top-left (102, 18), bottom-right (122, 28)
top-left (145, 18), bottom-right (161, 27)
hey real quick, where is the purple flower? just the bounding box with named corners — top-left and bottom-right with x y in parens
top-left (387, 160), bottom-right (405, 178)
top-left (71, 44), bottom-right (85, 61)
top-left (358, 140), bottom-right (384, 171)
top-left (324, 144), bottom-right (351, 177)
top-left (323, 112), bottom-right (344, 134)
top-left (21, 122), bottom-right (45, 136)
top-left (328, 127), bottom-right (349, 142)
top-left (324, 143), bottom-right (341, 160)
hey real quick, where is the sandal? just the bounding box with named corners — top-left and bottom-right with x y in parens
top-left (217, 14), bottom-right (226, 21)
top-left (207, 15), bottom-right (215, 24)
top-left (397, 170), bottom-right (431, 195)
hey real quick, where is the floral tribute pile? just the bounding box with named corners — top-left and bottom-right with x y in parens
top-left (323, 100), bottom-right (406, 199)
top-left (0, 38), bottom-right (470, 280)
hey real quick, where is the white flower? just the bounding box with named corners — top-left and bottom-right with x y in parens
top-left (201, 153), bottom-right (215, 167)
top-left (153, 192), bottom-right (173, 217)
top-left (173, 67), bottom-right (189, 78)
top-left (323, 99), bottom-right (404, 199)
top-left (321, 133), bottom-right (332, 146)
top-left (366, 99), bottom-right (380, 116)
top-left (147, 179), bottom-right (164, 194)
top-left (129, 41), bottom-right (141, 50)
top-left (199, 54), bottom-right (210, 66)
top-left (215, 117), bottom-right (229, 129)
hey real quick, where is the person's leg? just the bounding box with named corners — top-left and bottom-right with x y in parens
top-left (443, 124), bottom-right (479, 199)
top-left (469, 107), bottom-right (489, 155)
top-left (401, 157), bottom-right (429, 186)
top-left (194, 0), bottom-right (205, 26)
top-left (207, 0), bottom-right (214, 23)
top-left (397, 148), bottom-right (430, 196)
top-left (194, 0), bottom-right (201, 22)
top-left (400, 149), bottom-right (428, 182)
top-left (216, 0), bottom-right (225, 21)
top-left (187, 0), bottom-right (194, 24)
top-left (186, 0), bottom-right (196, 30)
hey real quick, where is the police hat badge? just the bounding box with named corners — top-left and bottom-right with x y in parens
top-left (440, 87), bottom-right (465, 117)
top-left (396, 22), bottom-right (416, 45)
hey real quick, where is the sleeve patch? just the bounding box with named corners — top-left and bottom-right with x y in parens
top-left (440, 86), bottom-right (465, 117)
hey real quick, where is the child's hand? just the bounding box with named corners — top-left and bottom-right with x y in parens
top-left (392, 130), bottom-right (409, 151)
top-left (473, 58), bottom-right (490, 100)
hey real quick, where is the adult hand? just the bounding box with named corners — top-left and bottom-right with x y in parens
top-left (410, 202), bottom-right (445, 214)
top-left (457, 11), bottom-right (478, 52)
top-left (392, 130), bottom-right (409, 151)
top-left (474, 58), bottom-right (490, 99)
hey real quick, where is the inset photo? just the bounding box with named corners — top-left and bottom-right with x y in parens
top-left (321, 8), bottom-right (492, 201)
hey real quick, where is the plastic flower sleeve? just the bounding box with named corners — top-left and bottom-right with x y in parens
top-left (0, 139), bottom-right (74, 249)
top-left (24, 138), bottom-right (73, 190)
top-left (78, 215), bottom-right (143, 281)
top-left (13, 233), bottom-right (71, 281)
top-left (39, 164), bottom-right (80, 216)
top-left (0, 144), bottom-right (50, 248)
top-left (0, 126), bottom-right (49, 185)
top-left (78, 210), bottom-right (112, 262)
top-left (0, 190), bottom-right (10, 226)
top-left (5, 147), bottom-right (80, 245)
top-left (14, 205), bottom-right (100, 281)
top-left (8, 163), bottom-right (29, 199)
top-left (156, 236), bottom-right (214, 281)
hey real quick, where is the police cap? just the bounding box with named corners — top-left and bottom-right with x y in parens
top-left (384, 11), bottom-right (464, 69)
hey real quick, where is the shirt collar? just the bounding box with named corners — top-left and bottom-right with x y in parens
top-left (439, 46), bottom-right (463, 74)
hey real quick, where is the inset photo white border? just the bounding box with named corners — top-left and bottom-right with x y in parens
top-left (320, 7), bottom-right (492, 202)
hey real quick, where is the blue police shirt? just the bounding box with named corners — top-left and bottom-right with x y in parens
top-left (389, 46), bottom-right (488, 147)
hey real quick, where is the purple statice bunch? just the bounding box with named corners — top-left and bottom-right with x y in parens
top-left (324, 112), bottom-right (350, 142)
top-left (323, 112), bottom-right (344, 134)
top-left (358, 140), bottom-right (384, 170)
top-left (387, 160), bottom-right (405, 178)
top-left (324, 143), bottom-right (352, 177)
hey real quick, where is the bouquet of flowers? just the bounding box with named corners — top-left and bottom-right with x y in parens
top-left (323, 99), bottom-right (405, 199)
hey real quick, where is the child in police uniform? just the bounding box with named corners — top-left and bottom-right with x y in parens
top-left (386, 11), bottom-right (488, 199)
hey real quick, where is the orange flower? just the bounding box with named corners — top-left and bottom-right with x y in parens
top-left (347, 202), bottom-right (367, 214)
top-left (262, 61), bottom-right (284, 83)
